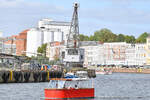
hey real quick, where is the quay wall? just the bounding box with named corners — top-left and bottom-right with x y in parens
top-left (0, 70), bottom-right (63, 83)
top-left (112, 68), bottom-right (150, 74)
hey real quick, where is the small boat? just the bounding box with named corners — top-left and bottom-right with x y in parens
top-left (44, 78), bottom-right (94, 99)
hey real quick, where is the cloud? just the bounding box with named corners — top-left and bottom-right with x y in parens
top-left (0, 0), bottom-right (69, 36)
top-left (81, 6), bottom-right (150, 25)
top-left (0, 0), bottom-right (23, 8)
top-left (78, 0), bottom-right (150, 37)
top-left (0, 0), bottom-right (150, 37)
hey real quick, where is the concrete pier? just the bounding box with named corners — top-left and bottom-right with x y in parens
top-left (112, 67), bottom-right (150, 74)
top-left (0, 70), bottom-right (63, 83)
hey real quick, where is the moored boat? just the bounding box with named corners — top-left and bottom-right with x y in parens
top-left (44, 78), bottom-right (94, 99)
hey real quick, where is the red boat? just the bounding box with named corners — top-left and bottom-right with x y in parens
top-left (44, 78), bottom-right (94, 99)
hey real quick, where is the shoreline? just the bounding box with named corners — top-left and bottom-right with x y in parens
top-left (112, 68), bottom-right (150, 74)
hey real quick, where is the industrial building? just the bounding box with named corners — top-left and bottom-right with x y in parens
top-left (26, 18), bottom-right (70, 57)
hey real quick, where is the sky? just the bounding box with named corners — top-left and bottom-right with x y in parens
top-left (0, 0), bottom-right (150, 38)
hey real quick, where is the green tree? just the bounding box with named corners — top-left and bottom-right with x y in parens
top-left (89, 35), bottom-right (95, 41)
top-left (79, 34), bottom-right (85, 41)
top-left (79, 34), bottom-right (89, 41)
top-left (125, 35), bottom-right (136, 43)
top-left (136, 32), bottom-right (149, 43)
top-left (116, 34), bottom-right (125, 42)
top-left (37, 43), bottom-right (47, 56)
top-left (93, 28), bottom-right (117, 42)
top-left (84, 35), bottom-right (89, 41)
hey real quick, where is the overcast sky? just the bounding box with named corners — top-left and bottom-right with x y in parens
top-left (0, 0), bottom-right (150, 37)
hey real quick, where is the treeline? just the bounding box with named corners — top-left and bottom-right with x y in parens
top-left (79, 28), bottom-right (149, 43)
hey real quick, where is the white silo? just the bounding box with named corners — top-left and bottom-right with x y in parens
top-left (43, 30), bottom-right (54, 43)
top-left (54, 31), bottom-right (63, 42)
top-left (27, 28), bottom-right (43, 57)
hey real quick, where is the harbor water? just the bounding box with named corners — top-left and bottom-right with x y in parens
top-left (0, 73), bottom-right (150, 100)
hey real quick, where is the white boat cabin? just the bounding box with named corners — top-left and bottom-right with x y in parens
top-left (47, 78), bottom-right (94, 89)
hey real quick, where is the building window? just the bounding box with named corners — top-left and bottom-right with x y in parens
top-left (68, 49), bottom-right (78, 55)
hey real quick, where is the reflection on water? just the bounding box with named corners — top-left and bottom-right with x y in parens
top-left (0, 73), bottom-right (150, 100)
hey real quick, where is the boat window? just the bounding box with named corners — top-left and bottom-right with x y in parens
top-left (65, 81), bottom-right (79, 88)
top-left (64, 80), bottom-right (93, 89)
top-left (48, 80), bottom-right (65, 89)
top-left (47, 79), bottom-right (93, 89)
top-left (58, 81), bottom-right (65, 89)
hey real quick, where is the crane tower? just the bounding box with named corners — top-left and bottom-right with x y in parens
top-left (67, 3), bottom-right (80, 48)
top-left (61, 3), bottom-right (84, 68)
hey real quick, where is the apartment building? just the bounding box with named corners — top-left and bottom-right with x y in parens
top-left (46, 41), bottom-right (148, 66)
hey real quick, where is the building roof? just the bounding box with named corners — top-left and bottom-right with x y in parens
top-left (46, 21), bottom-right (71, 26)
top-left (19, 29), bottom-right (29, 35)
top-left (80, 41), bottom-right (101, 46)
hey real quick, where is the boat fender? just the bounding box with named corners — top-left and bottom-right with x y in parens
top-left (55, 71), bottom-right (59, 78)
top-left (50, 71), bottom-right (55, 78)
top-left (92, 70), bottom-right (96, 78)
top-left (13, 71), bottom-right (17, 82)
top-left (20, 72), bottom-right (23, 82)
top-left (13, 71), bottom-right (21, 82)
top-left (24, 72), bottom-right (30, 82)
top-left (49, 71), bottom-right (52, 78)
top-left (42, 71), bottom-right (47, 82)
top-left (88, 71), bottom-right (92, 78)
top-left (57, 71), bottom-right (62, 78)
top-left (53, 71), bottom-right (57, 78)
top-left (39, 71), bottom-right (42, 81)
top-left (92, 74), bottom-right (96, 78)
top-left (2, 72), bottom-right (10, 83)
top-left (33, 72), bottom-right (40, 82)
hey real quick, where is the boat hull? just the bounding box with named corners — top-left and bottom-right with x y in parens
top-left (45, 88), bottom-right (94, 99)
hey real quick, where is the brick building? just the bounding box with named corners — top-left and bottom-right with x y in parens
top-left (5, 29), bottom-right (29, 56)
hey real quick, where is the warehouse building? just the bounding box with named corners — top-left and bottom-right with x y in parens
top-left (26, 18), bottom-right (70, 57)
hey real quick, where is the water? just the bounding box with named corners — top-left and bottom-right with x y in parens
top-left (0, 73), bottom-right (150, 100)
